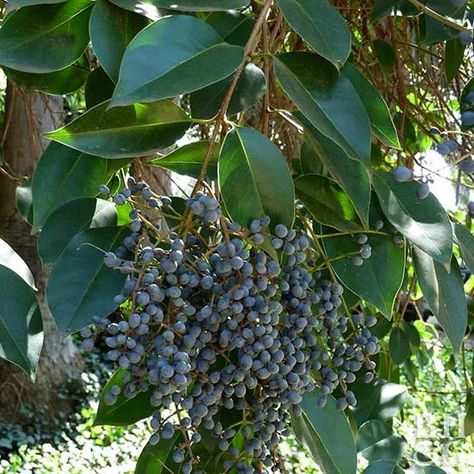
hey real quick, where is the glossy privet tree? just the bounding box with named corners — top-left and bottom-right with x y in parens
top-left (0, 0), bottom-right (473, 473)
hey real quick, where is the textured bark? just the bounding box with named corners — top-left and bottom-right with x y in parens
top-left (0, 83), bottom-right (83, 425)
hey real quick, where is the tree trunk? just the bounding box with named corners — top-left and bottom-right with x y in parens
top-left (0, 83), bottom-right (83, 425)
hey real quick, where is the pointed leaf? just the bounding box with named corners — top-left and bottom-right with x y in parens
top-left (277, 0), bottom-right (351, 68)
top-left (389, 327), bottom-right (411, 365)
top-left (364, 460), bottom-right (404, 474)
top-left (324, 233), bottom-right (405, 318)
top-left (45, 100), bottom-right (191, 158)
top-left (372, 171), bottom-right (453, 265)
top-left (203, 11), bottom-right (254, 47)
top-left (300, 141), bottom-right (325, 175)
top-left (90, 0), bottom-right (149, 82)
top-left (135, 433), bottom-right (183, 474)
top-left (38, 198), bottom-right (118, 267)
top-left (149, 141), bottom-right (218, 180)
top-left (453, 223), bottom-right (474, 274)
top-left (351, 379), bottom-right (407, 426)
top-left (295, 174), bottom-right (362, 231)
top-left (4, 61), bottom-right (89, 95)
top-left (292, 389), bottom-right (357, 474)
top-left (190, 63), bottom-right (266, 120)
top-left (85, 67), bottom-right (116, 109)
top-left (273, 52), bottom-right (372, 165)
top-left (47, 226), bottom-right (129, 333)
top-left (0, 238), bottom-right (36, 289)
top-left (31, 142), bottom-right (113, 229)
top-left (0, 0), bottom-right (92, 73)
top-left (111, 15), bottom-right (244, 107)
top-left (413, 248), bottom-right (467, 351)
top-left (16, 179), bottom-right (34, 225)
top-left (343, 63), bottom-right (400, 148)
top-left (9, 0), bottom-right (67, 6)
top-left (295, 112), bottom-right (371, 226)
top-left (0, 266), bottom-right (43, 378)
top-left (218, 127), bottom-right (295, 228)
top-left (95, 369), bottom-right (156, 425)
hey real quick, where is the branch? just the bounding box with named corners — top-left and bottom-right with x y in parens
top-left (407, 0), bottom-right (471, 33)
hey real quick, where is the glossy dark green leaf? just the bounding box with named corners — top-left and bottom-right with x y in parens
top-left (149, 141), bottom-right (218, 180)
top-left (31, 142), bottom-right (114, 229)
top-left (324, 234), bottom-right (405, 318)
top-left (277, 0), bottom-right (351, 68)
top-left (300, 141), bottom-right (325, 175)
top-left (90, 0), bottom-right (149, 82)
top-left (0, 238), bottom-right (36, 289)
top-left (412, 453), bottom-right (447, 474)
top-left (453, 223), bottom-right (474, 274)
top-left (95, 369), bottom-right (155, 425)
top-left (372, 171), bottom-right (453, 265)
top-left (47, 226), bottom-right (129, 333)
top-left (16, 179), bottom-right (34, 225)
top-left (403, 322), bottom-right (421, 349)
top-left (371, 315), bottom-right (392, 339)
top-left (9, 0), bottom-right (67, 6)
top-left (4, 61), bottom-right (89, 95)
top-left (202, 10), bottom-right (254, 46)
top-left (45, 100), bottom-right (191, 158)
top-left (111, 0), bottom-right (249, 19)
top-left (372, 40), bottom-right (396, 75)
top-left (190, 63), bottom-right (266, 119)
top-left (292, 389), bottom-right (357, 474)
top-left (218, 127), bottom-right (295, 228)
top-left (389, 327), bottom-right (411, 365)
top-left (135, 433), bottom-right (183, 474)
top-left (0, 0), bottom-right (92, 73)
top-left (110, 15), bottom-right (244, 107)
top-left (413, 248), bottom-right (467, 351)
top-left (295, 174), bottom-right (361, 231)
top-left (38, 198), bottom-right (117, 266)
top-left (295, 112), bottom-right (371, 226)
top-left (0, 266), bottom-right (43, 378)
top-left (351, 379), bottom-right (407, 426)
top-left (273, 52), bottom-right (372, 165)
top-left (363, 460), bottom-right (404, 474)
top-left (445, 38), bottom-right (464, 83)
top-left (85, 67), bottom-right (116, 109)
top-left (357, 419), bottom-right (407, 462)
top-left (343, 63), bottom-right (400, 148)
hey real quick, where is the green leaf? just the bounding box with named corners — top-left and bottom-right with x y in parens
top-left (9, 0), bottom-right (67, 6)
top-left (95, 369), bottom-right (155, 425)
top-left (202, 10), bottom-right (254, 47)
top-left (363, 460), bottom-right (404, 474)
top-left (31, 142), bottom-right (113, 229)
top-left (45, 100), bottom-right (191, 158)
top-left (465, 392), bottom-right (474, 436)
top-left (277, 0), bottom-right (351, 69)
top-left (295, 174), bottom-right (362, 231)
top-left (46, 226), bottom-right (129, 333)
top-left (300, 141), bottom-right (325, 175)
top-left (85, 67), bottom-right (116, 109)
top-left (324, 234), bottom-right (405, 318)
top-left (90, 0), bottom-right (149, 82)
top-left (372, 40), bottom-right (396, 75)
top-left (111, 0), bottom-right (250, 19)
top-left (218, 127), bottom-right (295, 228)
top-left (0, 0), bottom-right (92, 73)
top-left (292, 389), bottom-right (357, 474)
top-left (0, 266), bottom-right (43, 378)
top-left (453, 223), bottom-right (474, 274)
top-left (372, 171), bottom-right (453, 266)
top-left (343, 63), bottom-right (400, 148)
top-left (149, 141), bottom-right (218, 180)
top-left (357, 419), bottom-right (407, 462)
top-left (16, 179), bottom-right (34, 225)
top-left (445, 38), bottom-right (464, 83)
top-left (389, 327), bottom-right (411, 365)
top-left (190, 63), bottom-right (266, 120)
top-left (351, 379), bottom-right (407, 426)
top-left (0, 238), bottom-right (36, 289)
top-left (110, 15), bottom-right (244, 107)
top-left (295, 112), bottom-right (371, 226)
top-left (273, 52), bottom-right (372, 165)
top-left (4, 61), bottom-right (89, 95)
top-left (135, 433), bottom-right (183, 474)
top-left (38, 198), bottom-right (117, 267)
top-left (413, 248), bottom-right (467, 351)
